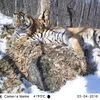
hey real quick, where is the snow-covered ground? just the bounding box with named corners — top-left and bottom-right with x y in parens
top-left (0, 13), bottom-right (100, 99)
top-left (0, 13), bottom-right (10, 59)
top-left (0, 13), bottom-right (13, 25)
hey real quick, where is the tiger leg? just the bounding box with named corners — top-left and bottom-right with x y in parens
top-left (69, 37), bottom-right (87, 74)
top-left (69, 37), bottom-right (84, 58)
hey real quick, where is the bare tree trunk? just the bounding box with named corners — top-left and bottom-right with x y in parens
top-left (23, 0), bottom-right (27, 13)
top-left (78, 1), bottom-right (85, 27)
top-left (50, 0), bottom-right (100, 28)
top-left (37, 0), bottom-right (50, 19)
top-left (14, 0), bottom-right (17, 12)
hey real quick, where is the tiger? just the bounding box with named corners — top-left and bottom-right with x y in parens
top-left (11, 11), bottom-right (52, 46)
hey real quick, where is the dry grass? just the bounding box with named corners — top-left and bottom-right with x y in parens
top-left (0, 36), bottom-right (96, 92)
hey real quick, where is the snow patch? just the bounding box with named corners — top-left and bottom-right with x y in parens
top-left (0, 13), bottom-right (12, 59)
top-left (86, 74), bottom-right (100, 93)
top-left (0, 13), bottom-right (13, 25)
top-left (0, 37), bottom-right (7, 59)
top-left (0, 76), bottom-right (8, 90)
top-left (92, 48), bottom-right (100, 77)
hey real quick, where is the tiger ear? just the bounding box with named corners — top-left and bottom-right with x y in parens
top-left (42, 10), bottom-right (50, 20)
top-left (13, 12), bottom-right (17, 18)
top-left (19, 11), bottom-right (25, 16)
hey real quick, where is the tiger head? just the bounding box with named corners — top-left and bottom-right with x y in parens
top-left (93, 29), bottom-right (100, 48)
top-left (13, 12), bottom-right (31, 31)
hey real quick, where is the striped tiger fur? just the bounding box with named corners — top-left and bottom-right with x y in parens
top-left (30, 27), bottom-right (72, 44)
